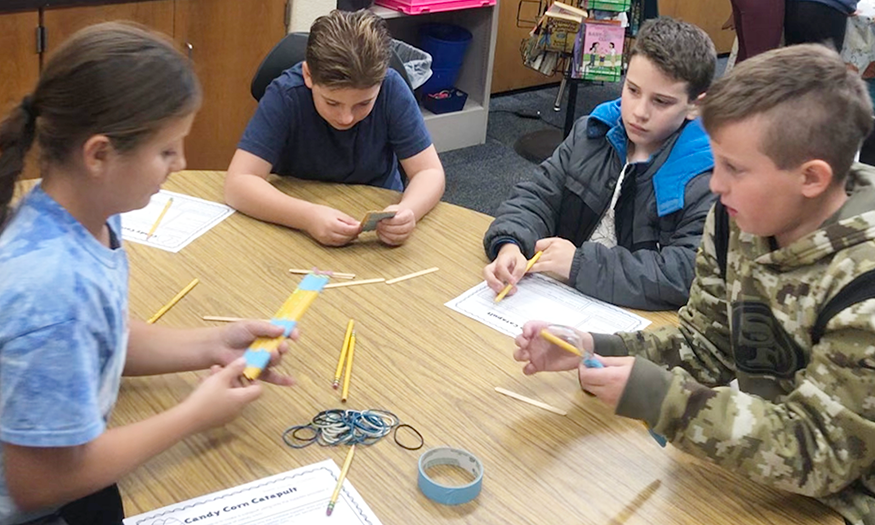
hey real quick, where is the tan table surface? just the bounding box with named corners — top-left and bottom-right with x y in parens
top-left (111, 171), bottom-right (838, 524)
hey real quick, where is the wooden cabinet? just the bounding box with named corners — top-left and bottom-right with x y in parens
top-left (0, 10), bottom-right (41, 180)
top-left (174, 0), bottom-right (288, 170)
top-left (0, 11), bottom-right (40, 116)
top-left (0, 0), bottom-right (290, 172)
top-left (43, 1), bottom-right (175, 56)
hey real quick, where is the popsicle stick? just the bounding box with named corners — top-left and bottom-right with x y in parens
top-left (385, 267), bottom-right (439, 285)
top-left (288, 268), bottom-right (355, 280)
top-left (494, 387), bottom-right (567, 416)
top-left (324, 278), bottom-right (385, 289)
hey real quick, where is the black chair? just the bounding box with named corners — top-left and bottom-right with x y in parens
top-left (250, 32), bottom-right (412, 101)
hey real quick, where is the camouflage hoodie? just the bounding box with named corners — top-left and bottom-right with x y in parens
top-left (592, 163), bottom-right (875, 524)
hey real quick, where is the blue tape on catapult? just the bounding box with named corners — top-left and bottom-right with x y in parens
top-left (271, 319), bottom-right (298, 338)
top-left (245, 350), bottom-right (271, 371)
top-left (418, 447), bottom-right (483, 505)
top-left (583, 356), bottom-right (667, 448)
top-left (298, 274), bottom-right (330, 292)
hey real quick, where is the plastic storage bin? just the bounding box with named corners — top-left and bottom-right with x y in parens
top-left (417, 23), bottom-right (472, 94)
top-left (422, 88), bottom-right (468, 114)
top-left (375, 0), bottom-right (495, 15)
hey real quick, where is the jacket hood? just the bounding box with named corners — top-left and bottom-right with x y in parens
top-left (587, 98), bottom-right (714, 217)
top-left (753, 163), bottom-right (875, 269)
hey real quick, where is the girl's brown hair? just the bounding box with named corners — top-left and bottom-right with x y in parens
top-left (0, 22), bottom-right (202, 226)
top-left (305, 9), bottom-right (391, 89)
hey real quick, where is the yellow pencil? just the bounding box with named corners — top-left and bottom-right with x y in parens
top-left (494, 250), bottom-right (543, 303)
top-left (326, 444), bottom-right (356, 516)
top-left (146, 197), bottom-right (173, 239)
top-left (147, 278), bottom-right (199, 324)
top-left (333, 319), bottom-right (354, 389)
top-left (539, 329), bottom-right (583, 356)
top-left (341, 331), bottom-right (356, 403)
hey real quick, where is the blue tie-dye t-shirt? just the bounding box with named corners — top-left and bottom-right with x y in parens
top-left (0, 185), bottom-right (129, 524)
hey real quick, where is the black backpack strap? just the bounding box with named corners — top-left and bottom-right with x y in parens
top-left (812, 269), bottom-right (875, 344)
top-left (713, 200), bottom-right (731, 280)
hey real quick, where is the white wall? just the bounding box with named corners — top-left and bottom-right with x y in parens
top-left (289, 0), bottom-right (334, 32)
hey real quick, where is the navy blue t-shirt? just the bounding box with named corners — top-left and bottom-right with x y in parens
top-left (238, 63), bottom-right (432, 191)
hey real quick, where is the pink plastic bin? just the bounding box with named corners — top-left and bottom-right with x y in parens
top-left (375, 0), bottom-right (496, 15)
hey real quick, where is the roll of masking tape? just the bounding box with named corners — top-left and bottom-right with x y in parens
top-left (417, 447), bottom-right (484, 505)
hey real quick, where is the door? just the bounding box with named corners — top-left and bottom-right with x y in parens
top-left (174, 0), bottom-right (289, 170)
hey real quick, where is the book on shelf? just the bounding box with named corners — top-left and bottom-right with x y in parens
top-left (572, 21), bottom-right (625, 81)
top-left (542, 11), bottom-right (584, 54)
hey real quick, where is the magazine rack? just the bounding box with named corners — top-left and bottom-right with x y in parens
top-left (513, 0), bottom-right (643, 163)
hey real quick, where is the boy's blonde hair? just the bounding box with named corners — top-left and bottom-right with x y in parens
top-left (306, 9), bottom-right (391, 89)
top-left (702, 44), bottom-right (873, 182)
top-left (630, 17), bottom-right (716, 100)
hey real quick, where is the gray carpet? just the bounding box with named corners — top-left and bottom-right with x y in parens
top-left (439, 57), bottom-right (728, 216)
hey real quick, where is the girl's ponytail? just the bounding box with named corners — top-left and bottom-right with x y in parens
top-left (0, 96), bottom-right (38, 227)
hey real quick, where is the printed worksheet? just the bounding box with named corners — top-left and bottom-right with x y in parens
top-left (123, 459), bottom-right (382, 525)
top-left (121, 190), bottom-right (234, 253)
top-left (446, 273), bottom-right (650, 337)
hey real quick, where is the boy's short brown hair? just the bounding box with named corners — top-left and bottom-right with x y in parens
top-left (702, 44), bottom-right (874, 182)
top-left (630, 17), bottom-right (716, 100)
top-left (306, 9), bottom-right (391, 89)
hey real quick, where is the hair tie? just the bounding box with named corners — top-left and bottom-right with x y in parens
top-left (20, 96), bottom-right (38, 120)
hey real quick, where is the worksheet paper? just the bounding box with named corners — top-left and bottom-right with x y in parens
top-left (123, 459), bottom-right (382, 525)
top-left (446, 273), bottom-right (650, 337)
top-left (121, 190), bottom-right (234, 253)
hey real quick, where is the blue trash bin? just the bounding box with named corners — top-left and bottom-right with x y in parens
top-left (418, 23), bottom-right (472, 95)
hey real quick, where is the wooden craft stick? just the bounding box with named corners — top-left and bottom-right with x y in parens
top-left (495, 251), bottom-right (542, 303)
top-left (288, 268), bottom-right (355, 280)
top-left (202, 316), bottom-right (271, 323)
top-left (202, 315), bottom-right (246, 323)
top-left (385, 266), bottom-right (439, 285)
top-left (147, 278), bottom-right (199, 324)
top-left (324, 278), bottom-right (385, 289)
top-left (494, 387), bottom-right (567, 416)
top-left (146, 197), bottom-right (173, 239)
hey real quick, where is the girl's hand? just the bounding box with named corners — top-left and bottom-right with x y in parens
top-left (214, 319), bottom-right (296, 386)
top-left (306, 205), bottom-right (361, 246)
top-left (513, 321), bottom-right (592, 375)
top-left (182, 359), bottom-right (263, 433)
top-left (484, 243), bottom-right (528, 296)
top-left (375, 205), bottom-right (415, 246)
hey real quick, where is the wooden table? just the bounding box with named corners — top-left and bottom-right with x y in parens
top-left (114, 171), bottom-right (839, 524)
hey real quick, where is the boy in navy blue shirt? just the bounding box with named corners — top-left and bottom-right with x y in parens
top-left (225, 9), bottom-right (445, 246)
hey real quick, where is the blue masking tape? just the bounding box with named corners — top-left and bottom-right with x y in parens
top-left (418, 447), bottom-right (483, 505)
top-left (245, 350), bottom-right (271, 371)
top-left (298, 273), bottom-right (330, 291)
top-left (584, 357), bottom-right (666, 448)
top-left (271, 318), bottom-right (298, 338)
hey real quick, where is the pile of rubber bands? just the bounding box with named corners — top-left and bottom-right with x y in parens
top-left (283, 409), bottom-right (423, 450)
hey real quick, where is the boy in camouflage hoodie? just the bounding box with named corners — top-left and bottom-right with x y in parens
top-left (513, 45), bottom-right (875, 524)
